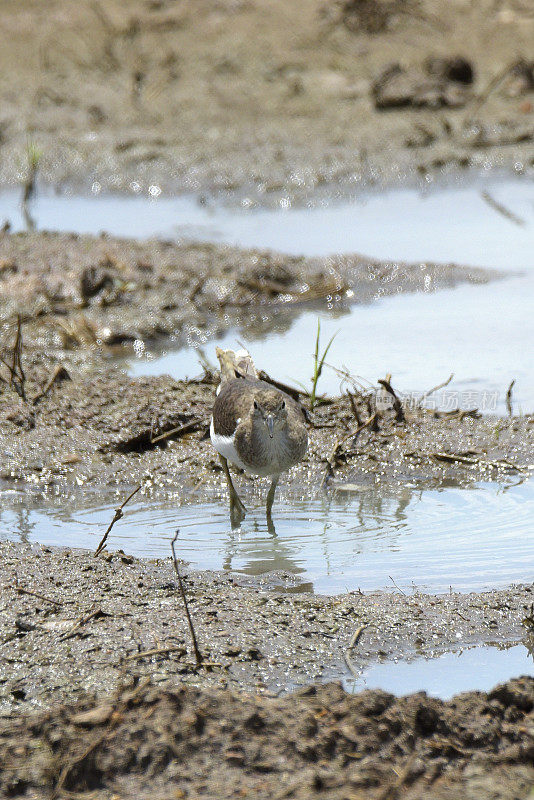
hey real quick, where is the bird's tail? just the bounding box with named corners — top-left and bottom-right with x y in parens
top-left (215, 346), bottom-right (258, 384)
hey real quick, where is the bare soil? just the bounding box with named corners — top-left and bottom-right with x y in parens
top-left (0, 0), bottom-right (533, 198)
top-left (1, 540), bottom-right (533, 798)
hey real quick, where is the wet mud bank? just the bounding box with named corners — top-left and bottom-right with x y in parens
top-left (0, 230), bottom-right (527, 500)
top-left (0, 230), bottom-right (498, 351)
top-left (0, 540), bottom-right (533, 798)
top-left (1, 361), bottom-right (533, 505)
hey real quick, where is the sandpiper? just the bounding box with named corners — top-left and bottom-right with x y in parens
top-left (210, 348), bottom-right (308, 524)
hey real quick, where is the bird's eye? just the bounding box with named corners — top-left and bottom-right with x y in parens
top-left (253, 400), bottom-right (259, 410)
top-left (280, 400), bottom-right (286, 410)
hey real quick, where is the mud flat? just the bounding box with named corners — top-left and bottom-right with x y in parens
top-left (0, 0), bottom-right (533, 198)
top-left (0, 224), bottom-right (533, 798)
top-left (0, 540), bottom-right (533, 799)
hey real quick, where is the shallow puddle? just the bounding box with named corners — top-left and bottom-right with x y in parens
top-left (2, 479), bottom-right (532, 595)
top-left (345, 644), bottom-right (533, 700)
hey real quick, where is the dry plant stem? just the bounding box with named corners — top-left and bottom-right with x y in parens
top-left (506, 379), bottom-right (515, 416)
top-left (257, 369), bottom-right (304, 401)
top-left (171, 529), bottom-right (203, 666)
top-left (389, 576), bottom-right (406, 595)
top-left (150, 417), bottom-right (203, 444)
top-left (59, 607), bottom-right (106, 641)
top-left (465, 61), bottom-right (515, 121)
top-left (378, 378), bottom-right (405, 422)
top-left (346, 391), bottom-right (362, 426)
top-left (0, 315), bottom-right (26, 399)
top-left (94, 484), bottom-right (142, 556)
top-left (418, 373), bottom-right (454, 406)
top-left (9, 583), bottom-right (62, 606)
top-left (432, 451), bottom-right (530, 474)
top-left (480, 191), bottom-right (525, 227)
top-left (322, 411), bottom-right (378, 485)
top-left (123, 645), bottom-right (186, 663)
top-left (32, 364), bottom-right (70, 405)
top-left (343, 624), bottom-right (368, 679)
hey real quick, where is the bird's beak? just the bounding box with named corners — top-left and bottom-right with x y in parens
top-left (266, 414), bottom-right (275, 438)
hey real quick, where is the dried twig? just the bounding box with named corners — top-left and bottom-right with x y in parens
top-left (481, 191), bottom-right (525, 227)
top-left (389, 575), bottom-right (406, 595)
top-left (59, 607), bottom-right (107, 641)
top-left (344, 624), bottom-right (368, 679)
top-left (257, 370), bottom-right (305, 401)
top-left (378, 377), bottom-right (405, 422)
top-left (32, 365), bottom-right (70, 406)
top-left (346, 391), bottom-right (362, 427)
top-left (465, 62), bottom-right (515, 121)
top-left (94, 485), bottom-right (142, 556)
top-left (0, 315), bottom-right (26, 400)
top-left (431, 452), bottom-right (531, 474)
top-left (171, 529), bottom-right (203, 666)
top-left (506, 379), bottom-right (515, 417)
top-left (322, 412), bottom-right (378, 486)
top-left (123, 645), bottom-right (186, 663)
top-left (418, 373), bottom-right (454, 406)
top-left (8, 583), bottom-right (62, 607)
top-left (150, 418), bottom-right (203, 445)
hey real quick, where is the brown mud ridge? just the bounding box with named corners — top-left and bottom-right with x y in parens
top-left (1, 678), bottom-right (534, 800)
top-left (0, 230), bottom-right (497, 350)
top-left (0, 0), bottom-right (533, 198)
top-left (0, 540), bottom-right (533, 799)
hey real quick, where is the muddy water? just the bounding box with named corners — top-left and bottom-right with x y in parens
top-left (345, 644), bottom-right (533, 699)
top-left (2, 479), bottom-right (532, 595)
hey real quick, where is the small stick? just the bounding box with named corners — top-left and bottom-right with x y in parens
top-left (481, 191), bottom-right (525, 227)
top-left (418, 373), bottom-right (454, 406)
top-left (346, 391), bottom-right (362, 427)
top-left (365, 397), bottom-right (380, 431)
top-left (94, 485), bottom-right (142, 556)
top-left (1, 315), bottom-right (27, 400)
top-left (150, 418), bottom-right (202, 445)
top-left (59, 607), bottom-right (105, 641)
top-left (32, 364), bottom-right (70, 405)
top-left (344, 624), bottom-right (368, 680)
top-left (123, 645), bottom-right (186, 663)
top-left (465, 62), bottom-right (515, 121)
top-left (257, 370), bottom-right (305, 401)
top-left (322, 412), bottom-right (378, 486)
top-left (171, 529), bottom-right (203, 666)
top-left (8, 584), bottom-right (62, 607)
top-left (431, 451), bottom-right (530, 474)
top-left (506, 379), bottom-right (515, 416)
top-left (389, 575), bottom-right (406, 595)
top-left (377, 378), bottom-right (405, 422)
top-left (348, 624), bottom-right (368, 650)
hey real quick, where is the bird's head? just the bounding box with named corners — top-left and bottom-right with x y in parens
top-left (251, 391), bottom-right (288, 439)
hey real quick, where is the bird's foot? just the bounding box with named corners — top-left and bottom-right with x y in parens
top-left (229, 491), bottom-right (246, 528)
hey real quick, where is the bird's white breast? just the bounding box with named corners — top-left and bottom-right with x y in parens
top-left (210, 417), bottom-right (250, 472)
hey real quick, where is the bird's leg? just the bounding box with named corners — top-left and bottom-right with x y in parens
top-left (219, 455), bottom-right (246, 523)
top-left (266, 475), bottom-right (279, 520)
